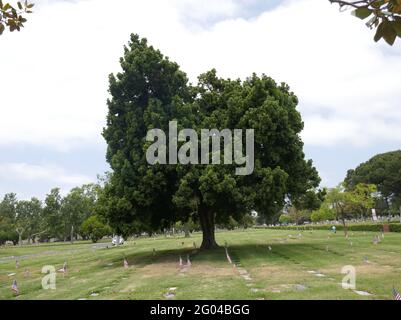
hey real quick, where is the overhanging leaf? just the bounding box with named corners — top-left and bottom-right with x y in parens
top-left (381, 20), bottom-right (397, 45)
top-left (352, 7), bottom-right (373, 20)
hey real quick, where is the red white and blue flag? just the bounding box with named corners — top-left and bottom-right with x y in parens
top-left (11, 280), bottom-right (19, 295)
top-left (393, 287), bottom-right (401, 300)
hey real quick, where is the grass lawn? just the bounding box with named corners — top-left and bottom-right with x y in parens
top-left (1, 229), bottom-right (400, 300)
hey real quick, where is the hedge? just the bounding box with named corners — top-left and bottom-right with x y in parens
top-left (268, 222), bottom-right (401, 233)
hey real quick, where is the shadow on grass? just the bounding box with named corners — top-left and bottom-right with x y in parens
top-left (118, 241), bottom-right (348, 269)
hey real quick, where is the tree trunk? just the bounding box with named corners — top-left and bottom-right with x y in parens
top-left (184, 226), bottom-right (190, 238)
top-left (341, 214), bottom-right (348, 237)
top-left (16, 228), bottom-right (24, 246)
top-left (70, 225), bottom-right (74, 244)
top-left (199, 207), bottom-right (218, 249)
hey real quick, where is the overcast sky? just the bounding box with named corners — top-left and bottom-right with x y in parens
top-left (1, 0), bottom-right (400, 200)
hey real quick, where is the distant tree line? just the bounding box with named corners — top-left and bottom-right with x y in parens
top-left (0, 177), bottom-right (258, 246)
top-left (0, 183), bottom-right (111, 245)
top-left (279, 150), bottom-right (401, 237)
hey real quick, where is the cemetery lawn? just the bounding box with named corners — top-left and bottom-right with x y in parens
top-left (1, 229), bottom-right (401, 300)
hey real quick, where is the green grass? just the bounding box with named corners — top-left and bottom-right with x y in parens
top-left (1, 229), bottom-right (401, 300)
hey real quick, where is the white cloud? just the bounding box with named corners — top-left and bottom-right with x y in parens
top-left (0, 0), bottom-right (400, 151)
top-left (0, 162), bottom-right (92, 186)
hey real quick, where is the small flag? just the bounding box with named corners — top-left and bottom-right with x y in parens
top-left (124, 258), bottom-right (129, 269)
top-left (186, 255), bottom-right (191, 267)
top-left (58, 261), bottom-right (67, 274)
top-left (268, 246), bottom-right (272, 251)
top-left (393, 287), bottom-right (401, 300)
top-left (11, 280), bottom-right (19, 295)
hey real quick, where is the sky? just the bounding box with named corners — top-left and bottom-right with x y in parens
top-left (0, 0), bottom-right (400, 200)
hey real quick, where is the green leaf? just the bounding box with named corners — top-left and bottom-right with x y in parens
top-left (352, 7), bottom-right (373, 20)
top-left (374, 21), bottom-right (385, 42)
top-left (0, 23), bottom-right (5, 35)
top-left (382, 20), bottom-right (397, 45)
top-left (392, 19), bottom-right (401, 37)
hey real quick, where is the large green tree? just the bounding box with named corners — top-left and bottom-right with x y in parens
top-left (345, 150), bottom-right (401, 215)
top-left (103, 34), bottom-right (320, 249)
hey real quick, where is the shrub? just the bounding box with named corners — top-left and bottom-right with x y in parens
top-left (80, 215), bottom-right (112, 243)
top-left (279, 214), bottom-right (291, 224)
top-left (310, 206), bottom-right (336, 222)
top-left (268, 222), bottom-right (401, 233)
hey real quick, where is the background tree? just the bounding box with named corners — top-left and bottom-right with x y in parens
top-left (325, 185), bottom-right (351, 236)
top-left (310, 204), bottom-right (336, 222)
top-left (292, 188), bottom-right (326, 212)
top-left (239, 213), bottom-right (256, 229)
top-left (0, 193), bottom-right (18, 245)
top-left (279, 214), bottom-right (291, 225)
top-left (103, 35), bottom-right (320, 249)
top-left (345, 183), bottom-right (377, 220)
top-left (345, 150), bottom-right (401, 216)
top-left (173, 217), bottom-right (198, 237)
top-left (0, 216), bottom-right (18, 245)
top-left (42, 188), bottom-right (63, 241)
top-left (15, 197), bottom-right (42, 244)
top-left (80, 215), bottom-right (111, 243)
top-left (285, 207), bottom-right (312, 225)
top-left (61, 184), bottom-right (98, 243)
top-left (330, 0), bottom-right (401, 45)
top-left (0, 1), bottom-right (34, 35)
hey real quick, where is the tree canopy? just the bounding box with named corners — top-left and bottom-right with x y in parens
top-left (0, 1), bottom-right (33, 35)
top-left (345, 150), bottom-right (401, 213)
top-left (330, 0), bottom-right (401, 45)
top-left (0, 183), bottom-right (105, 245)
top-left (102, 34), bottom-right (320, 249)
